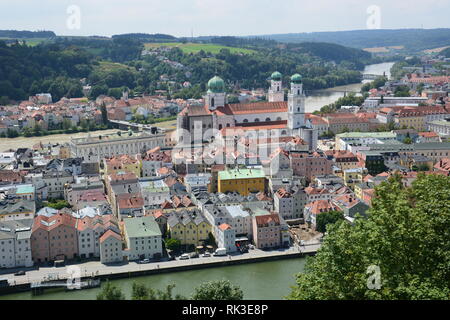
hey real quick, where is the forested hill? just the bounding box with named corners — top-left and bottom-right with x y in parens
top-left (0, 30), bottom-right (56, 39)
top-left (0, 34), bottom-right (375, 104)
top-left (250, 28), bottom-right (450, 51)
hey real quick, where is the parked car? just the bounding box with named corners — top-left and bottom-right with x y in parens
top-left (202, 252), bottom-right (211, 257)
top-left (189, 252), bottom-right (199, 259)
top-left (213, 248), bottom-right (227, 256)
top-left (179, 253), bottom-right (190, 260)
top-left (14, 271), bottom-right (25, 276)
top-left (139, 259), bottom-right (150, 264)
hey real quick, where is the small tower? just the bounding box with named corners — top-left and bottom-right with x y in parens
top-left (287, 74), bottom-right (306, 130)
top-left (205, 76), bottom-right (226, 111)
top-left (268, 71), bottom-right (284, 102)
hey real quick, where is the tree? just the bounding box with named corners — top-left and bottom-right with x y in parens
top-left (96, 281), bottom-right (125, 300)
top-left (315, 210), bottom-right (344, 233)
top-left (165, 238), bottom-right (181, 252)
top-left (131, 282), bottom-right (185, 300)
top-left (288, 173), bottom-right (450, 300)
top-left (403, 137), bottom-right (413, 144)
top-left (191, 280), bottom-right (244, 300)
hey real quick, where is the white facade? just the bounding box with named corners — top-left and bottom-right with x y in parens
top-left (100, 235), bottom-right (123, 264)
top-left (0, 220), bottom-right (33, 268)
top-left (215, 225), bottom-right (237, 253)
top-left (287, 81), bottom-right (306, 130)
top-left (70, 132), bottom-right (166, 160)
top-left (268, 79), bottom-right (284, 103)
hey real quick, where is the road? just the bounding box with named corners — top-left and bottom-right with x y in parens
top-left (3, 243), bottom-right (321, 287)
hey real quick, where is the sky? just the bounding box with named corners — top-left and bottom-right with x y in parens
top-left (1, 0), bottom-right (450, 37)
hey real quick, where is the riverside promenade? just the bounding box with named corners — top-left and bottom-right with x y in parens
top-left (0, 243), bottom-right (320, 293)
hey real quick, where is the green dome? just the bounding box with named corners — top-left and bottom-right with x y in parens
top-left (271, 71), bottom-right (282, 81)
top-left (207, 76), bottom-right (225, 93)
top-left (291, 74), bottom-right (302, 84)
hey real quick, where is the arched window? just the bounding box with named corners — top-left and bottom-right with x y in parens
top-left (254, 118), bottom-right (260, 122)
top-left (211, 98), bottom-right (215, 107)
top-left (219, 124), bottom-right (223, 130)
top-left (281, 130), bottom-right (287, 135)
top-left (243, 119), bottom-right (248, 123)
top-left (265, 118), bottom-right (271, 122)
top-left (276, 117), bottom-right (282, 121)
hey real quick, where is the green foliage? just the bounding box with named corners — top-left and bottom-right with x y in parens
top-left (361, 76), bottom-right (388, 92)
top-left (394, 85), bottom-right (410, 97)
top-left (288, 173), bottom-right (450, 300)
top-left (191, 280), bottom-right (244, 300)
top-left (131, 282), bottom-right (185, 300)
top-left (315, 210), bottom-right (344, 233)
top-left (44, 199), bottom-right (71, 210)
top-left (96, 281), bottom-right (126, 300)
top-left (165, 238), bottom-right (181, 252)
top-left (318, 93), bottom-right (365, 114)
top-left (403, 137), bottom-right (413, 144)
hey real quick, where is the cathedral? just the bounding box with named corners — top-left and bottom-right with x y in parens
top-left (176, 72), bottom-right (318, 150)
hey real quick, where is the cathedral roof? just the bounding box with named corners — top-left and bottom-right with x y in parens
top-left (207, 76), bottom-right (225, 93)
top-left (271, 71), bottom-right (282, 81)
top-left (221, 101), bottom-right (287, 115)
top-left (291, 74), bottom-right (302, 84)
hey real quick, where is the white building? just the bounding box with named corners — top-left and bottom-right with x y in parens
top-left (0, 219), bottom-right (33, 268)
top-left (99, 230), bottom-right (123, 264)
top-left (70, 131), bottom-right (166, 160)
top-left (123, 216), bottom-right (162, 261)
top-left (215, 223), bottom-right (237, 253)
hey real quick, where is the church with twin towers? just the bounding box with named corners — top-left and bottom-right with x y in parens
top-left (176, 71), bottom-right (318, 150)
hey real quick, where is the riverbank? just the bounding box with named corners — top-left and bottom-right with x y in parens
top-left (0, 243), bottom-right (319, 297)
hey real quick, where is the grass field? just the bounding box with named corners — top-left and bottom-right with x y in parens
top-left (93, 61), bottom-right (137, 75)
top-left (144, 42), bottom-right (255, 55)
top-left (1, 37), bottom-right (50, 46)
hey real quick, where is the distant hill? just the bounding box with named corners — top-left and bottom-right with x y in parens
top-left (248, 29), bottom-right (450, 51)
top-left (0, 30), bottom-right (56, 39)
top-left (286, 42), bottom-right (371, 64)
top-left (112, 33), bottom-right (177, 42)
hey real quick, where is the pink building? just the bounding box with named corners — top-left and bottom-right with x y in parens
top-left (252, 214), bottom-right (282, 249)
top-left (290, 151), bottom-right (333, 181)
top-left (31, 213), bottom-right (78, 263)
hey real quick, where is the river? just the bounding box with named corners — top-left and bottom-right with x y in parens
top-left (305, 61), bottom-right (395, 112)
top-left (0, 258), bottom-right (307, 300)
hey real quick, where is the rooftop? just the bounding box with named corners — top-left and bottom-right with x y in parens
top-left (218, 168), bottom-right (265, 180)
top-left (123, 216), bottom-right (161, 238)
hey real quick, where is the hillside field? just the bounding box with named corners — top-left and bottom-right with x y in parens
top-left (144, 42), bottom-right (256, 54)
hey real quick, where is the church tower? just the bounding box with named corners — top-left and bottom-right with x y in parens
top-left (268, 71), bottom-right (284, 102)
top-left (287, 74), bottom-right (306, 130)
top-left (205, 76), bottom-right (226, 111)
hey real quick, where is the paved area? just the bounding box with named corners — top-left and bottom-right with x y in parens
top-left (2, 243), bottom-right (321, 286)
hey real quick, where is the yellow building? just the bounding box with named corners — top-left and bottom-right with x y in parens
top-left (104, 155), bottom-right (141, 177)
top-left (393, 112), bottom-right (425, 131)
top-left (218, 168), bottom-right (265, 196)
top-left (167, 211), bottom-right (211, 246)
top-left (343, 167), bottom-right (368, 191)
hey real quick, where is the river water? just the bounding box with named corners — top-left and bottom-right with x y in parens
top-left (305, 62), bottom-right (395, 112)
top-left (0, 258), bottom-right (307, 300)
top-left (0, 62), bottom-right (394, 300)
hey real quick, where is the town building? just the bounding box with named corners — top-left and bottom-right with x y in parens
top-left (0, 219), bottom-right (33, 268)
top-left (122, 216), bottom-right (162, 261)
